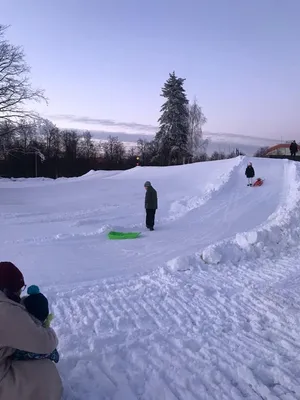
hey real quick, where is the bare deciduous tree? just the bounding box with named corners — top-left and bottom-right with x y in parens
top-left (137, 138), bottom-right (149, 163)
top-left (79, 131), bottom-right (96, 159)
top-left (15, 119), bottom-right (36, 153)
top-left (61, 130), bottom-right (79, 159)
top-left (127, 146), bottom-right (137, 159)
top-left (253, 146), bottom-right (268, 157)
top-left (0, 120), bottom-right (16, 158)
top-left (103, 135), bottom-right (125, 164)
top-left (187, 98), bottom-right (208, 160)
top-left (0, 25), bottom-right (46, 126)
top-left (36, 118), bottom-right (60, 157)
top-left (210, 151), bottom-right (226, 161)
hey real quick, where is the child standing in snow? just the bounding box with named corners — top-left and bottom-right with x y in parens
top-left (245, 162), bottom-right (255, 186)
top-left (12, 285), bottom-right (59, 363)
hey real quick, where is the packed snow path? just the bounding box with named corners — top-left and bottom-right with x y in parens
top-left (0, 156), bottom-right (300, 399)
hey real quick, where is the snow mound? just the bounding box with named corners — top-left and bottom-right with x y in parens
top-left (201, 245), bottom-right (222, 264)
top-left (235, 230), bottom-right (258, 248)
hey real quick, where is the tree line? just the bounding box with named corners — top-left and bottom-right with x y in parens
top-left (0, 118), bottom-right (242, 178)
top-left (0, 24), bottom-right (243, 178)
top-left (0, 119), bottom-right (133, 178)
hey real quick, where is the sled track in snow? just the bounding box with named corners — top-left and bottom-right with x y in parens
top-left (200, 160), bottom-right (300, 266)
top-left (165, 157), bottom-right (243, 222)
top-left (53, 251), bottom-right (300, 400)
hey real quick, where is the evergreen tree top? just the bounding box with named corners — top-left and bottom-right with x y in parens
top-left (158, 71), bottom-right (189, 126)
top-left (160, 71), bottom-right (188, 105)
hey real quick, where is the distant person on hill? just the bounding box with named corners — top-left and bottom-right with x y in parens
top-left (144, 181), bottom-right (158, 231)
top-left (245, 162), bottom-right (255, 186)
top-left (290, 140), bottom-right (298, 159)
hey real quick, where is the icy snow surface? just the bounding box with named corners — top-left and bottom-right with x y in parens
top-left (1, 156), bottom-right (300, 399)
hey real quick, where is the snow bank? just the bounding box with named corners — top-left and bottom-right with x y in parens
top-left (0, 176), bottom-right (55, 188)
top-left (200, 160), bottom-right (300, 265)
top-left (0, 169), bottom-right (123, 188)
top-left (168, 157), bottom-right (242, 220)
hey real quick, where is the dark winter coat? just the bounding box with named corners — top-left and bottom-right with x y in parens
top-left (290, 142), bottom-right (298, 153)
top-left (145, 186), bottom-right (158, 210)
top-left (245, 165), bottom-right (255, 178)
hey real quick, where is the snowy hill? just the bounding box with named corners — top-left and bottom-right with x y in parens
top-left (1, 157), bottom-right (300, 399)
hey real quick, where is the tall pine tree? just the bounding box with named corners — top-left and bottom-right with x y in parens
top-left (154, 72), bottom-right (189, 165)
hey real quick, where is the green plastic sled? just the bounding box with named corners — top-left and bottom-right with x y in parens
top-left (108, 231), bottom-right (141, 240)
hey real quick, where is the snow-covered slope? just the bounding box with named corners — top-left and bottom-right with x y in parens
top-left (1, 157), bottom-right (300, 399)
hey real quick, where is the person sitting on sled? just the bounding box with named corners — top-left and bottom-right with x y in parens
top-left (12, 285), bottom-right (59, 363)
top-left (245, 162), bottom-right (255, 186)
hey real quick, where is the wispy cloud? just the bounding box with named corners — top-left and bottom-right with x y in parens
top-left (204, 131), bottom-right (279, 146)
top-left (49, 114), bottom-right (158, 133)
top-left (77, 129), bottom-right (278, 156)
top-left (83, 130), bottom-right (154, 143)
top-left (48, 114), bottom-right (280, 155)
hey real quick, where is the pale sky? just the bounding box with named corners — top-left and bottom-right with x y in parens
top-left (1, 0), bottom-right (300, 140)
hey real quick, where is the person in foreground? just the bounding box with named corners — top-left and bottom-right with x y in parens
top-left (245, 162), bottom-right (255, 186)
top-left (0, 261), bottom-right (63, 400)
top-left (144, 181), bottom-right (158, 231)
